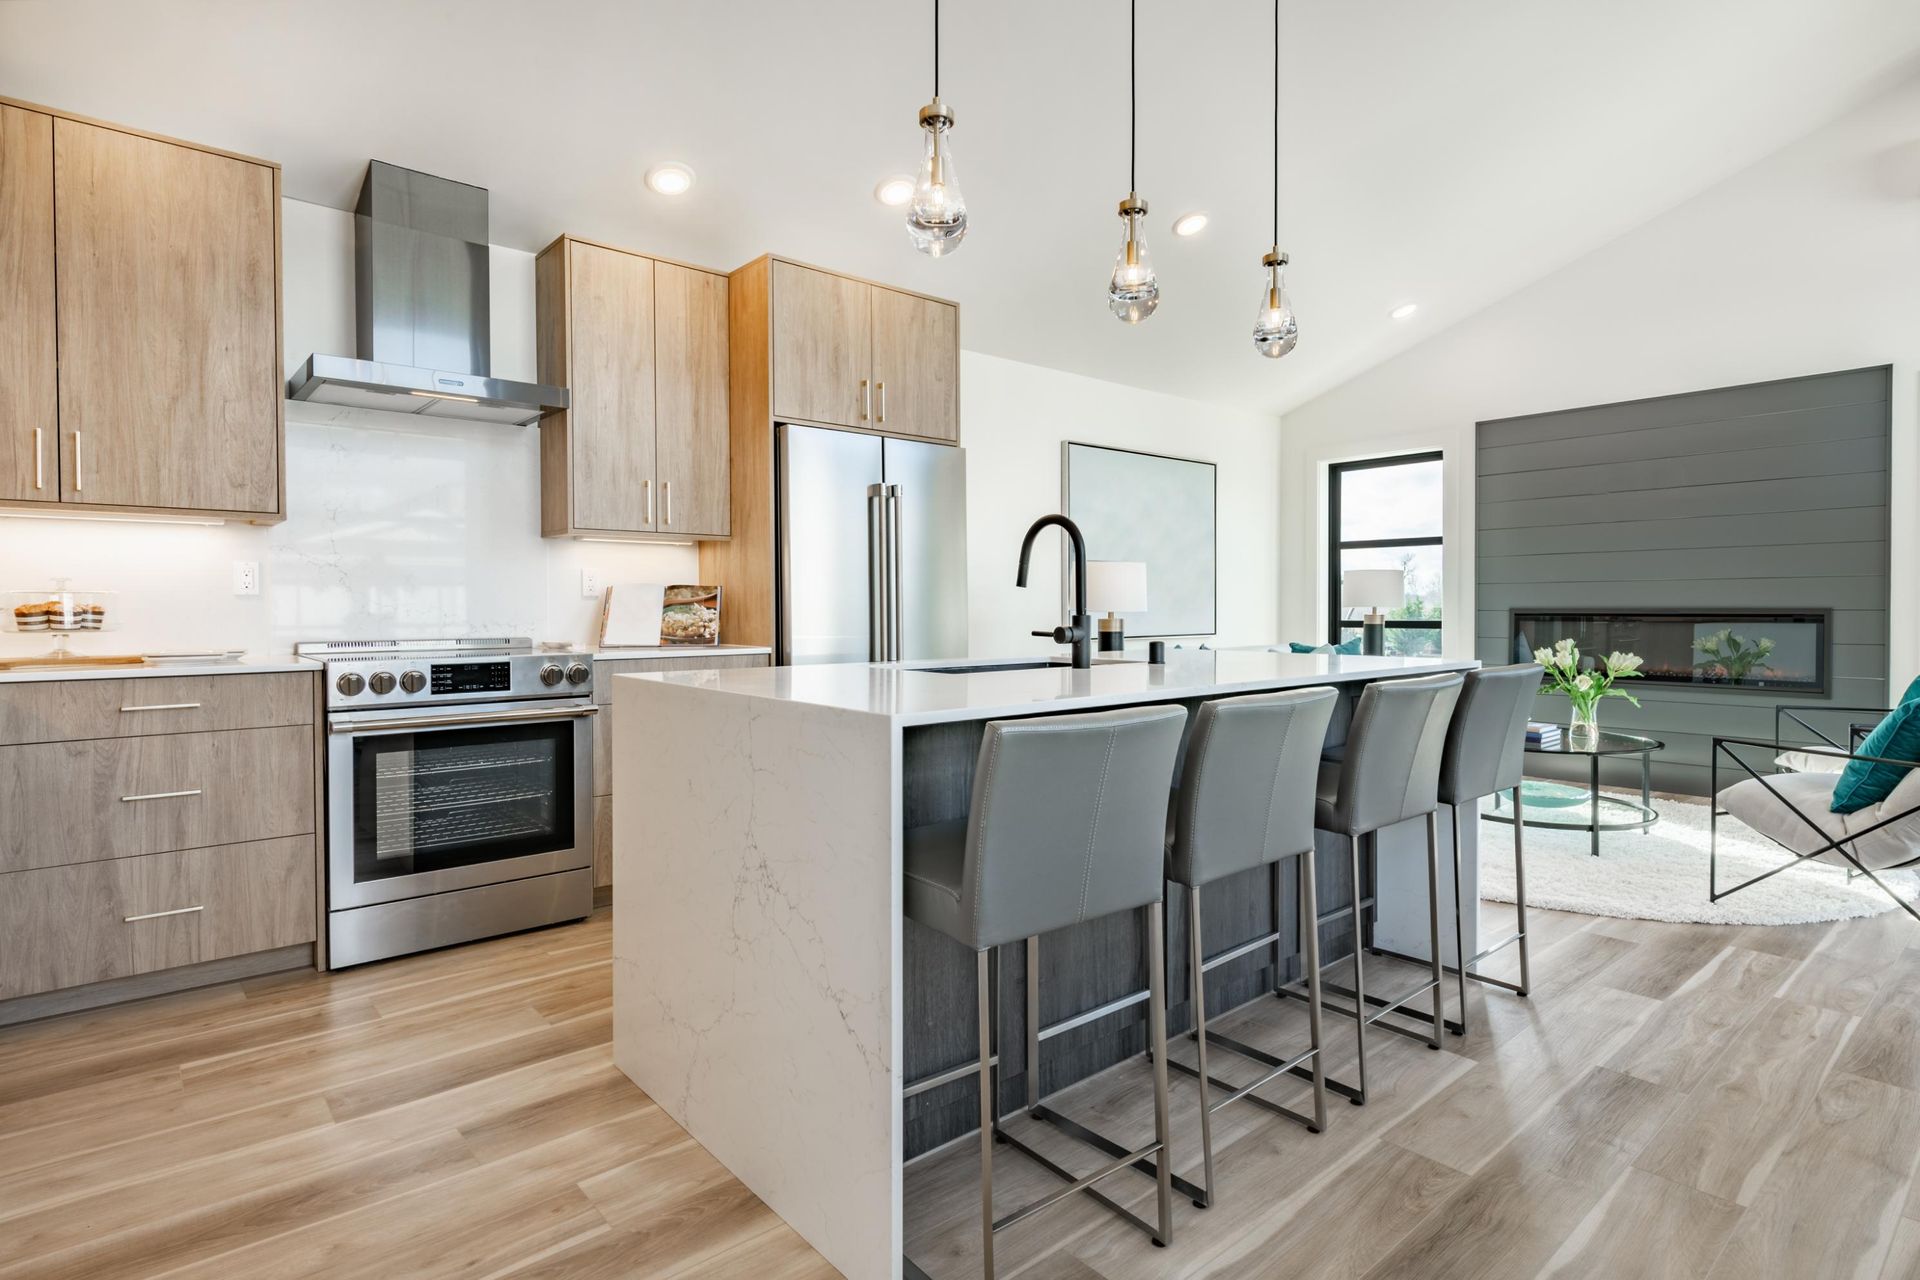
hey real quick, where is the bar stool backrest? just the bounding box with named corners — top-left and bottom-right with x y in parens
top-left (961, 704), bottom-right (1188, 951)
top-left (1438, 663), bottom-right (1543, 805)
top-left (1170, 687), bottom-right (1339, 887)
top-left (1329, 672), bottom-right (1465, 837)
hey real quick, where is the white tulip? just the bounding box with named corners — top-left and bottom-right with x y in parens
top-left (1575, 674), bottom-right (1593, 691)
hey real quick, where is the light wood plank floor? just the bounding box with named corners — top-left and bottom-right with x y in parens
top-left (4, 900), bottom-right (1919, 1278)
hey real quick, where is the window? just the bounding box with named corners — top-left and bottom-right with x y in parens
top-left (1328, 452), bottom-right (1443, 655)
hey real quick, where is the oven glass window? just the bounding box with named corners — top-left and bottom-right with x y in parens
top-left (351, 721), bottom-right (575, 882)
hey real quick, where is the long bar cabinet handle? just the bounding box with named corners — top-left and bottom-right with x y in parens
top-left (877, 382), bottom-right (887, 423)
top-left (72, 431), bottom-right (82, 492)
top-left (120, 702), bottom-right (203, 713)
top-left (33, 427), bottom-right (43, 490)
top-left (124, 905), bottom-right (204, 923)
top-left (861, 379), bottom-right (871, 421)
top-left (120, 788), bottom-right (203, 803)
top-left (664, 480), bottom-right (672, 527)
top-left (643, 478), bottom-right (652, 525)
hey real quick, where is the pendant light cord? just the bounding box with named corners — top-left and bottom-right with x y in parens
top-left (934, 0), bottom-right (940, 96)
top-left (1272, 0), bottom-right (1280, 247)
top-left (1129, 0), bottom-right (1137, 193)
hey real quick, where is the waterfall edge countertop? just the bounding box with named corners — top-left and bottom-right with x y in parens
top-left (610, 650), bottom-right (1479, 1280)
top-left (612, 649), bottom-right (1476, 726)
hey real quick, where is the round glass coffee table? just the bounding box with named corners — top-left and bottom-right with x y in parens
top-left (1483, 729), bottom-right (1663, 857)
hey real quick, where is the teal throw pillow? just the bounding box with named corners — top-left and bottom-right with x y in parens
top-left (1287, 636), bottom-right (1363, 655)
top-left (1899, 674), bottom-right (1920, 706)
top-left (1831, 700), bottom-right (1920, 813)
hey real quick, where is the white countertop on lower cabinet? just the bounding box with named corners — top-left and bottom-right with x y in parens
top-left (0, 656), bottom-right (314, 684)
top-left (584, 644), bottom-right (772, 661)
top-left (612, 649), bottom-right (1477, 726)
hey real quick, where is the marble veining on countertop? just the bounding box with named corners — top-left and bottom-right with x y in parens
top-left (612, 650), bottom-right (1478, 726)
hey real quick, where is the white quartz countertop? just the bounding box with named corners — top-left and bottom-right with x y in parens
top-left (586, 645), bottom-right (772, 661)
top-left (0, 656), bottom-right (314, 684)
top-left (614, 650), bottom-right (1478, 726)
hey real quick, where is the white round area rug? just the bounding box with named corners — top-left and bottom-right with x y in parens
top-left (1477, 786), bottom-right (1919, 926)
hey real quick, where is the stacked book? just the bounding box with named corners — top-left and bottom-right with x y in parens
top-left (1525, 721), bottom-right (1563, 748)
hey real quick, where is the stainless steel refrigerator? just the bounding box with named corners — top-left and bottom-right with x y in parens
top-left (777, 423), bottom-right (969, 665)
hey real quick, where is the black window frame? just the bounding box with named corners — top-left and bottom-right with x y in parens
top-left (1327, 451), bottom-right (1445, 648)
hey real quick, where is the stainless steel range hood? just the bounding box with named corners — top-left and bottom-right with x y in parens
top-left (287, 161), bottom-right (568, 426)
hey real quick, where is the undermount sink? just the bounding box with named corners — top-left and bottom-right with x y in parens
top-left (916, 660), bottom-right (1074, 675)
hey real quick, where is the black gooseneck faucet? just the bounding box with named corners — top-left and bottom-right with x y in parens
top-left (1015, 514), bottom-right (1094, 669)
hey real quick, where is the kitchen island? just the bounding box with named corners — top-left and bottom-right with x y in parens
top-left (611, 650), bottom-right (1479, 1279)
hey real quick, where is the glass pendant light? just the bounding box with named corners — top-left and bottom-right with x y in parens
top-left (1252, 0), bottom-right (1298, 357)
top-left (906, 0), bottom-right (967, 256)
top-left (1108, 0), bottom-right (1159, 323)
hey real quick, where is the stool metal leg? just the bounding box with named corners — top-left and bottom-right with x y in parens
top-left (977, 948), bottom-right (996, 1278)
top-left (1025, 935), bottom-right (1041, 1109)
top-left (1146, 899), bottom-right (1174, 1247)
top-left (1187, 886), bottom-right (1216, 1209)
top-left (1348, 833), bottom-right (1369, 1105)
top-left (1424, 811), bottom-right (1445, 1051)
top-left (1514, 786), bottom-right (1531, 995)
top-left (1450, 803), bottom-right (1470, 1037)
top-left (1300, 850), bottom-right (1328, 1132)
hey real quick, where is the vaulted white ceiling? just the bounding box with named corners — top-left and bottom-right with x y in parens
top-left (5, 0), bottom-right (1917, 415)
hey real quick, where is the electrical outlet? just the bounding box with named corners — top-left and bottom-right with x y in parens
top-left (581, 569), bottom-right (601, 599)
top-left (232, 561), bottom-right (260, 596)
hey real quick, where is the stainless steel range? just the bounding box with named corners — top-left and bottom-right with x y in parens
top-left (298, 637), bottom-right (596, 968)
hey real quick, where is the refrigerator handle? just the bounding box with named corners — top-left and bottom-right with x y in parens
top-left (885, 484), bottom-right (903, 661)
top-left (867, 484), bottom-right (887, 662)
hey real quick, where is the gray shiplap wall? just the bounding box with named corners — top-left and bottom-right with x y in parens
top-left (1476, 366), bottom-right (1891, 796)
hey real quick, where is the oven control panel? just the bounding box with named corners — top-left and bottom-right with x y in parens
top-left (320, 650), bottom-right (593, 710)
top-left (430, 661), bottom-right (512, 696)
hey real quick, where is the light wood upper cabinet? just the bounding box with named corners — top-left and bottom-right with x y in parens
top-left (764, 260), bottom-right (959, 443)
top-left (0, 104), bottom-right (56, 504)
top-left (654, 262), bottom-right (731, 537)
top-left (771, 261), bottom-right (873, 429)
top-left (870, 287), bottom-right (959, 443)
top-left (561, 242), bottom-right (656, 532)
top-left (0, 96), bottom-right (283, 522)
top-left (53, 117), bottom-right (281, 514)
top-left (537, 236), bottom-right (729, 540)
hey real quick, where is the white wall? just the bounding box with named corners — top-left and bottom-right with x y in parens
top-left (1277, 74), bottom-right (1920, 683)
top-left (0, 203), bottom-right (1284, 662)
top-left (962, 351), bottom-right (1281, 656)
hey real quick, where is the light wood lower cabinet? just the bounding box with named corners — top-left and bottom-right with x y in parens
top-left (0, 724), bottom-right (314, 873)
top-left (0, 671), bottom-right (315, 746)
top-left (0, 836), bottom-right (315, 999)
top-left (590, 652), bottom-right (770, 892)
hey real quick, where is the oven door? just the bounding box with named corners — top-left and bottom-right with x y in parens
top-left (327, 700), bottom-right (596, 911)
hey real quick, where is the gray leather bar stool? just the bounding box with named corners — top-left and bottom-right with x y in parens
top-left (1164, 686), bottom-right (1339, 1209)
top-left (902, 703), bottom-right (1187, 1280)
top-left (1303, 671), bottom-right (1463, 1105)
top-left (1436, 663), bottom-right (1543, 1032)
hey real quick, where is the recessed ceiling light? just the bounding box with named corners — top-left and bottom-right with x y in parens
top-left (1389, 302), bottom-right (1419, 321)
top-left (1172, 211), bottom-right (1209, 237)
top-left (874, 175), bottom-right (915, 207)
top-left (645, 163), bottom-right (695, 196)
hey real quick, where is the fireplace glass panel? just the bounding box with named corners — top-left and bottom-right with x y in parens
top-left (1512, 611), bottom-right (1826, 693)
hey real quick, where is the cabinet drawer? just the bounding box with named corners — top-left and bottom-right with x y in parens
top-left (0, 725), bottom-right (314, 872)
top-left (0, 836), bottom-right (315, 999)
top-left (0, 672), bottom-right (314, 746)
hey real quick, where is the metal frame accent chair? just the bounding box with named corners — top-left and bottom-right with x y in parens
top-left (1712, 733), bottom-right (1920, 923)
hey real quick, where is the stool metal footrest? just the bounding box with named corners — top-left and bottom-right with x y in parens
top-left (1021, 1102), bottom-right (1208, 1210)
top-left (989, 1116), bottom-right (1171, 1239)
top-left (1165, 1032), bottom-right (1322, 1131)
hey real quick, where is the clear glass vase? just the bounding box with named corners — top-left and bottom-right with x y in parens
top-left (1568, 699), bottom-right (1600, 748)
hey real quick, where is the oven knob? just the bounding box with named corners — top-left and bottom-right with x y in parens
top-left (400, 670), bottom-right (427, 694)
top-left (335, 672), bottom-right (365, 697)
top-left (368, 671), bottom-right (397, 696)
top-left (539, 663), bottom-right (564, 687)
top-left (565, 662), bottom-right (590, 686)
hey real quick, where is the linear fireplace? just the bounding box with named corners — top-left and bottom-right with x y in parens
top-left (1511, 610), bottom-right (1829, 694)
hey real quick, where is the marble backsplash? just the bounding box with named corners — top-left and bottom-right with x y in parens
top-left (0, 405), bottom-right (698, 660)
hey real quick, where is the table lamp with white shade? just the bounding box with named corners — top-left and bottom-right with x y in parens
top-left (1341, 568), bottom-right (1406, 656)
top-left (1087, 560), bottom-right (1148, 652)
